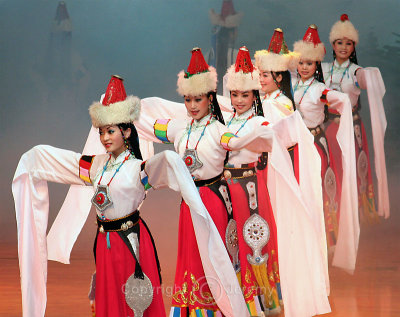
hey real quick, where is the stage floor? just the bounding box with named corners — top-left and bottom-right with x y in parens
top-left (2, 200), bottom-right (399, 316)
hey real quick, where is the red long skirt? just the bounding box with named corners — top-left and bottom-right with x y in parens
top-left (95, 220), bottom-right (165, 317)
top-left (170, 186), bottom-right (228, 315)
top-left (227, 170), bottom-right (281, 315)
top-left (325, 116), bottom-right (378, 223)
top-left (314, 133), bottom-right (342, 248)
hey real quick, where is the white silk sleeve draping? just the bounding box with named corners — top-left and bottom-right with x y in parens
top-left (356, 67), bottom-right (389, 218)
top-left (143, 151), bottom-right (250, 317)
top-left (12, 145), bottom-right (86, 317)
top-left (272, 111), bottom-right (329, 293)
top-left (326, 90), bottom-right (359, 273)
top-left (228, 123), bottom-right (274, 153)
top-left (267, 133), bottom-right (331, 317)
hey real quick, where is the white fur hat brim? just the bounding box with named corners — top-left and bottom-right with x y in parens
top-left (255, 50), bottom-right (300, 72)
top-left (89, 95), bottom-right (141, 128)
top-left (329, 20), bottom-right (359, 45)
top-left (225, 65), bottom-right (261, 91)
top-left (177, 66), bottom-right (218, 96)
top-left (293, 40), bottom-right (326, 62)
top-left (209, 9), bottom-right (243, 28)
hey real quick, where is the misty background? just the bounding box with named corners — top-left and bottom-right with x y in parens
top-left (0, 0), bottom-right (399, 313)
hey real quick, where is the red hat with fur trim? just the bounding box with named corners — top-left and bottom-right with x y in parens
top-left (89, 75), bottom-right (141, 128)
top-left (177, 47), bottom-right (218, 96)
top-left (52, 1), bottom-right (72, 33)
top-left (226, 46), bottom-right (261, 91)
top-left (329, 14), bottom-right (359, 45)
top-left (255, 28), bottom-right (299, 72)
top-left (293, 24), bottom-right (326, 62)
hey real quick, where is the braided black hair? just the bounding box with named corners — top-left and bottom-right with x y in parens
top-left (207, 91), bottom-right (225, 125)
top-left (271, 70), bottom-right (296, 110)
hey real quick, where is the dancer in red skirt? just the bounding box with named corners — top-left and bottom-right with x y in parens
top-left (293, 25), bottom-right (360, 273)
top-left (222, 46), bottom-right (281, 315)
top-left (12, 75), bottom-right (222, 317)
top-left (149, 47), bottom-right (273, 316)
top-left (322, 14), bottom-right (389, 223)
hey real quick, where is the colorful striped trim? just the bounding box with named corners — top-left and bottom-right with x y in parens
top-left (154, 119), bottom-right (172, 143)
top-left (140, 161), bottom-right (152, 190)
top-left (170, 306), bottom-right (222, 317)
top-left (220, 132), bottom-right (238, 151)
top-left (79, 155), bottom-right (95, 185)
top-left (320, 88), bottom-right (331, 104)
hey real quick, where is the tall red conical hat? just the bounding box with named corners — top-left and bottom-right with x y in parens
top-left (209, 0), bottom-right (242, 28)
top-left (329, 14), bottom-right (359, 45)
top-left (89, 75), bottom-right (141, 128)
top-left (255, 28), bottom-right (298, 71)
top-left (226, 46), bottom-right (261, 91)
top-left (177, 48), bottom-right (217, 96)
top-left (52, 1), bottom-right (72, 33)
top-left (293, 24), bottom-right (326, 61)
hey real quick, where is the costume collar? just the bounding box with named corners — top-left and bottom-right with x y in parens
top-left (334, 59), bottom-right (350, 69)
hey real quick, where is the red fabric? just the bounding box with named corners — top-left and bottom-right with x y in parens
top-left (303, 25), bottom-right (323, 46)
top-left (187, 48), bottom-right (209, 75)
top-left (172, 186), bottom-right (228, 313)
top-left (268, 29), bottom-right (284, 54)
top-left (228, 171), bottom-right (280, 301)
top-left (235, 47), bottom-right (254, 73)
top-left (314, 138), bottom-right (342, 247)
top-left (95, 220), bottom-right (165, 317)
top-left (102, 76), bottom-right (127, 106)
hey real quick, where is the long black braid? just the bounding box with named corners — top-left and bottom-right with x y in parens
top-left (313, 61), bottom-right (330, 122)
top-left (207, 91), bottom-right (225, 125)
top-left (118, 122), bottom-right (143, 160)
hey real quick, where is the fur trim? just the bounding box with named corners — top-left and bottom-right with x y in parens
top-left (52, 19), bottom-right (72, 33)
top-left (209, 9), bottom-right (243, 28)
top-left (89, 95), bottom-right (141, 128)
top-left (177, 66), bottom-right (218, 96)
top-left (329, 20), bottom-right (359, 45)
top-left (225, 65), bottom-right (261, 91)
top-left (293, 40), bottom-right (326, 61)
top-left (255, 50), bottom-right (300, 72)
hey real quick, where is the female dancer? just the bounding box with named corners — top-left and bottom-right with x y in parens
top-left (322, 14), bottom-right (389, 222)
top-left (223, 46), bottom-right (281, 315)
top-left (12, 76), bottom-right (241, 317)
top-left (222, 46), bottom-right (331, 317)
top-left (293, 25), bottom-right (359, 273)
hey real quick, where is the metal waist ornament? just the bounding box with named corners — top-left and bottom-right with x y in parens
top-left (243, 213), bottom-right (270, 265)
top-left (183, 148), bottom-right (203, 173)
top-left (125, 273), bottom-right (153, 317)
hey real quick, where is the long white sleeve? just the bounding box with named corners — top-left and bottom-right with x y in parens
top-left (12, 145), bottom-right (85, 317)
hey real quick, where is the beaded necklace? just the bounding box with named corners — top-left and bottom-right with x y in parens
top-left (227, 112), bottom-right (254, 135)
top-left (329, 60), bottom-right (351, 91)
top-left (263, 90), bottom-right (282, 101)
top-left (294, 78), bottom-right (315, 106)
top-left (183, 113), bottom-right (213, 173)
top-left (92, 152), bottom-right (131, 218)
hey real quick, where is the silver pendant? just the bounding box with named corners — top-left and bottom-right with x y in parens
top-left (124, 273), bottom-right (153, 317)
top-left (183, 148), bottom-right (203, 173)
top-left (91, 184), bottom-right (113, 212)
top-left (324, 167), bottom-right (337, 209)
top-left (225, 219), bottom-right (240, 272)
top-left (330, 82), bottom-right (343, 92)
top-left (243, 214), bottom-right (270, 265)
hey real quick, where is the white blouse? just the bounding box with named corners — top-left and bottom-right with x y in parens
top-left (322, 59), bottom-right (362, 107)
top-left (225, 108), bottom-right (268, 166)
top-left (262, 89), bottom-right (294, 124)
top-left (162, 115), bottom-right (230, 180)
top-left (292, 77), bottom-right (328, 128)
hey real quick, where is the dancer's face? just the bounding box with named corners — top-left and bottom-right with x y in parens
top-left (332, 38), bottom-right (355, 63)
top-left (184, 94), bottom-right (210, 120)
top-left (297, 59), bottom-right (317, 81)
top-left (99, 125), bottom-right (130, 157)
top-left (260, 71), bottom-right (282, 94)
top-left (230, 90), bottom-right (255, 115)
